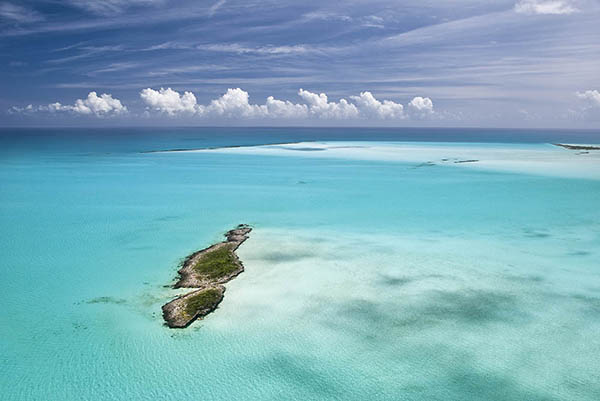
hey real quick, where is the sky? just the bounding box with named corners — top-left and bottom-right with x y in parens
top-left (1, 0), bottom-right (599, 128)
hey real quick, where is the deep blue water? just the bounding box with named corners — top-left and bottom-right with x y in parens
top-left (2, 126), bottom-right (600, 155)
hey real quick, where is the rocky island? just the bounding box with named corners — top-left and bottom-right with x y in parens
top-left (162, 224), bottom-right (252, 328)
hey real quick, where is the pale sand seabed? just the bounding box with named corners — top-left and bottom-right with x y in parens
top-left (218, 226), bottom-right (600, 399)
top-left (182, 142), bottom-right (600, 398)
top-left (2, 136), bottom-right (600, 400)
top-left (190, 142), bottom-right (600, 180)
top-left (150, 141), bottom-right (600, 398)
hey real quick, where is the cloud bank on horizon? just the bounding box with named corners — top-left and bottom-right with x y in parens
top-left (9, 91), bottom-right (127, 116)
top-left (140, 87), bottom-right (435, 120)
top-left (1, 0), bottom-right (599, 127)
top-left (11, 87), bottom-right (434, 121)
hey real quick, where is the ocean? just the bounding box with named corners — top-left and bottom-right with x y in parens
top-left (1, 127), bottom-right (599, 400)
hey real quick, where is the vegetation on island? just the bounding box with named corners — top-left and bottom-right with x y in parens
top-left (184, 287), bottom-right (223, 318)
top-left (162, 225), bottom-right (252, 328)
top-left (193, 244), bottom-right (238, 280)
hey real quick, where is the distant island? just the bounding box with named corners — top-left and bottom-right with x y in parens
top-left (554, 143), bottom-right (600, 151)
top-left (162, 224), bottom-right (252, 328)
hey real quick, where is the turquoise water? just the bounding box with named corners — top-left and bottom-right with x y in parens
top-left (1, 128), bottom-right (600, 400)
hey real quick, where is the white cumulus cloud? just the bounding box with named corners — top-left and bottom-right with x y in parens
top-left (203, 88), bottom-right (263, 117)
top-left (298, 89), bottom-right (359, 119)
top-left (138, 87), bottom-right (435, 121)
top-left (12, 88), bottom-right (436, 122)
top-left (514, 0), bottom-right (579, 15)
top-left (71, 92), bottom-right (127, 115)
top-left (140, 87), bottom-right (198, 115)
top-left (40, 102), bottom-right (71, 112)
top-left (139, 87), bottom-right (310, 119)
top-left (7, 104), bottom-right (33, 114)
top-left (8, 92), bottom-right (126, 116)
top-left (576, 90), bottom-right (600, 107)
top-left (408, 96), bottom-right (434, 117)
top-left (350, 91), bottom-right (405, 119)
top-left (263, 96), bottom-right (309, 118)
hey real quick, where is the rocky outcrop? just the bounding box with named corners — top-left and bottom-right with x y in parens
top-left (162, 225), bottom-right (252, 328)
top-left (162, 286), bottom-right (225, 328)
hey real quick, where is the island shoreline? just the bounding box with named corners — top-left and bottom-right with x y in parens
top-left (161, 224), bottom-right (252, 328)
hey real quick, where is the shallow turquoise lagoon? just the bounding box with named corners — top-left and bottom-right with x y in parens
top-left (1, 128), bottom-right (599, 400)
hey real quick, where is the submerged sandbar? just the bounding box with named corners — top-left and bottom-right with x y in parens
top-left (162, 224), bottom-right (252, 328)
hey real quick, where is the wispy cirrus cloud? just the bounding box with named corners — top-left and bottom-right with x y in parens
top-left (0, 2), bottom-right (43, 23)
top-left (141, 41), bottom-right (193, 51)
top-left (361, 15), bottom-right (385, 29)
top-left (195, 43), bottom-right (317, 55)
top-left (141, 41), bottom-right (328, 55)
top-left (46, 45), bottom-right (125, 64)
top-left (1, 1), bottom-right (232, 36)
top-left (144, 64), bottom-right (231, 77)
top-left (86, 62), bottom-right (141, 76)
top-left (208, 0), bottom-right (226, 17)
top-left (301, 11), bottom-right (385, 28)
top-left (301, 11), bottom-right (352, 22)
top-left (67, 0), bottom-right (163, 15)
top-left (514, 0), bottom-right (579, 15)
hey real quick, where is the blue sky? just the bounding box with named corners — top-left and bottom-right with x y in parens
top-left (1, 0), bottom-right (599, 127)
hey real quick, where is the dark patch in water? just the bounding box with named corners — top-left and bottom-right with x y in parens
top-left (411, 161), bottom-right (436, 169)
top-left (112, 224), bottom-right (162, 245)
top-left (278, 146), bottom-right (326, 151)
top-left (153, 215), bottom-right (181, 222)
top-left (444, 367), bottom-right (560, 401)
top-left (378, 274), bottom-right (414, 287)
top-left (258, 250), bottom-right (315, 263)
top-left (530, 232), bottom-right (550, 238)
top-left (504, 274), bottom-right (544, 283)
top-left (321, 289), bottom-right (525, 340)
top-left (422, 290), bottom-right (521, 324)
top-left (572, 294), bottom-right (600, 316)
top-left (568, 250), bottom-right (590, 257)
top-left (86, 296), bottom-right (127, 305)
top-left (523, 229), bottom-right (550, 239)
top-left (72, 322), bottom-right (88, 331)
top-left (377, 273), bottom-right (451, 288)
top-left (341, 299), bottom-right (389, 325)
top-left (258, 354), bottom-right (341, 397)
